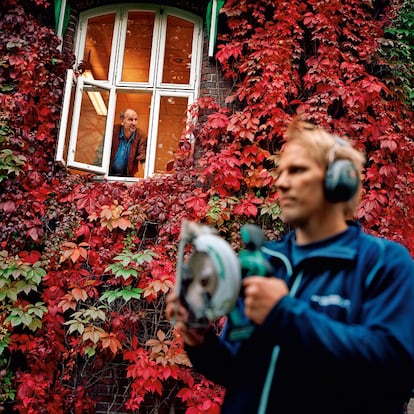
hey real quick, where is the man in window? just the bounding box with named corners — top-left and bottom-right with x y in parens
top-left (109, 108), bottom-right (147, 177)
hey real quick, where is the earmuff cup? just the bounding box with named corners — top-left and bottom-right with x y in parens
top-left (324, 158), bottom-right (359, 202)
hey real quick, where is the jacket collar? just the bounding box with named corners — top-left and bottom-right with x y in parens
top-left (264, 221), bottom-right (361, 273)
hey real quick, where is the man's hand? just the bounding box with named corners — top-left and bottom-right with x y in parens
top-left (243, 277), bottom-right (289, 325)
top-left (165, 292), bottom-right (209, 347)
top-left (136, 161), bottom-right (145, 178)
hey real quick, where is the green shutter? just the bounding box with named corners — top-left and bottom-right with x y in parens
top-left (206, 0), bottom-right (225, 56)
top-left (54, 0), bottom-right (70, 35)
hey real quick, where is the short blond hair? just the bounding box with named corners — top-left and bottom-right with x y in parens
top-left (285, 116), bottom-right (366, 217)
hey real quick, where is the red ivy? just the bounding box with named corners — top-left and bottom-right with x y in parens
top-left (1, 0), bottom-right (413, 413)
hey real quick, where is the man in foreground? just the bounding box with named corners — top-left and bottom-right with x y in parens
top-left (166, 117), bottom-right (414, 414)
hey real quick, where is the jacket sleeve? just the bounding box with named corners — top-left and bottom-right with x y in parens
top-left (184, 327), bottom-right (238, 387)
top-left (136, 130), bottom-right (147, 162)
top-left (262, 241), bottom-right (414, 391)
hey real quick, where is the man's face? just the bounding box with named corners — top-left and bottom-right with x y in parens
top-left (276, 142), bottom-right (327, 227)
top-left (121, 109), bottom-right (138, 138)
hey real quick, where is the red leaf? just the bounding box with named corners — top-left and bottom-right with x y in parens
top-left (18, 250), bottom-right (41, 264)
top-left (0, 200), bottom-right (16, 213)
top-left (208, 113), bottom-right (229, 129)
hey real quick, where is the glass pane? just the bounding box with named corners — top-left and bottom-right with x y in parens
top-left (74, 85), bottom-right (110, 166)
top-left (154, 96), bottom-right (188, 173)
top-left (109, 92), bottom-right (152, 178)
top-left (162, 16), bottom-right (193, 84)
top-left (122, 12), bottom-right (155, 83)
top-left (82, 14), bottom-right (115, 81)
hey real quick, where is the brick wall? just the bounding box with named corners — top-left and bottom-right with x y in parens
top-left (199, 28), bottom-right (232, 107)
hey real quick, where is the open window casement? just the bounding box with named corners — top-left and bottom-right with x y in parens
top-left (55, 6), bottom-right (202, 180)
top-left (56, 70), bottom-right (116, 177)
top-left (68, 76), bottom-right (116, 175)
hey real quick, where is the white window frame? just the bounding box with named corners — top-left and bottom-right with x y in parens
top-left (56, 5), bottom-right (203, 180)
top-left (56, 68), bottom-right (74, 165)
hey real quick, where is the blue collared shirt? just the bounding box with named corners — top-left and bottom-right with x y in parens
top-left (112, 129), bottom-right (135, 175)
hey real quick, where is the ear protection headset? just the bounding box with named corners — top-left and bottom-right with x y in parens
top-left (324, 136), bottom-right (359, 202)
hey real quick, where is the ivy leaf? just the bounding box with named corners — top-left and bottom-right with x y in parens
top-left (84, 346), bottom-right (96, 357)
top-left (65, 320), bottom-right (85, 335)
top-left (3, 287), bottom-right (18, 302)
top-left (0, 200), bottom-right (16, 213)
top-left (71, 287), bottom-right (88, 302)
top-left (83, 325), bottom-right (103, 344)
top-left (119, 287), bottom-right (143, 302)
top-left (100, 332), bottom-right (122, 354)
top-left (58, 293), bottom-right (77, 312)
top-left (14, 280), bottom-right (38, 295)
top-left (143, 277), bottom-right (174, 300)
top-left (25, 265), bottom-right (46, 285)
top-left (135, 250), bottom-right (157, 265)
top-left (207, 112), bottom-right (229, 129)
top-left (18, 250), bottom-right (41, 264)
top-left (146, 330), bottom-right (171, 354)
top-left (104, 263), bottom-right (138, 280)
top-left (100, 287), bottom-right (143, 304)
top-left (59, 242), bottom-right (89, 264)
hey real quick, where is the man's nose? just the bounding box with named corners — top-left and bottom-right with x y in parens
top-left (276, 172), bottom-right (289, 189)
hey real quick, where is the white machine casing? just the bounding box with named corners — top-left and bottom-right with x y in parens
top-left (191, 233), bottom-right (242, 320)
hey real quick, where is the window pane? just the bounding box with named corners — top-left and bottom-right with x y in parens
top-left (122, 12), bottom-right (155, 83)
top-left (162, 16), bottom-right (193, 84)
top-left (83, 14), bottom-right (115, 80)
top-left (110, 92), bottom-right (152, 178)
top-left (154, 96), bottom-right (188, 173)
top-left (74, 85), bottom-right (110, 166)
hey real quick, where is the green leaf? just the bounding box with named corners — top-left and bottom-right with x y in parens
top-left (112, 252), bottom-right (133, 266)
top-left (120, 287), bottom-right (143, 301)
top-left (5, 313), bottom-right (23, 327)
top-left (6, 288), bottom-right (18, 302)
top-left (101, 287), bottom-right (143, 304)
top-left (0, 332), bottom-right (11, 356)
top-left (27, 302), bottom-right (47, 318)
top-left (25, 266), bottom-right (46, 284)
top-left (84, 307), bottom-right (106, 321)
top-left (100, 290), bottom-right (120, 304)
top-left (134, 250), bottom-right (157, 264)
top-left (84, 346), bottom-right (96, 357)
top-left (14, 280), bottom-right (38, 295)
top-left (0, 149), bottom-right (26, 180)
top-left (1, 83), bottom-right (16, 92)
top-left (28, 318), bottom-right (42, 331)
top-left (65, 320), bottom-right (85, 335)
top-left (20, 313), bottom-right (33, 327)
top-left (105, 263), bottom-right (138, 279)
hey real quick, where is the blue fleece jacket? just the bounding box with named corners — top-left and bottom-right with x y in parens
top-left (185, 222), bottom-right (414, 414)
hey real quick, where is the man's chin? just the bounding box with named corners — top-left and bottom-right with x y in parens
top-left (280, 210), bottom-right (293, 222)
top-left (280, 212), bottom-right (303, 227)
